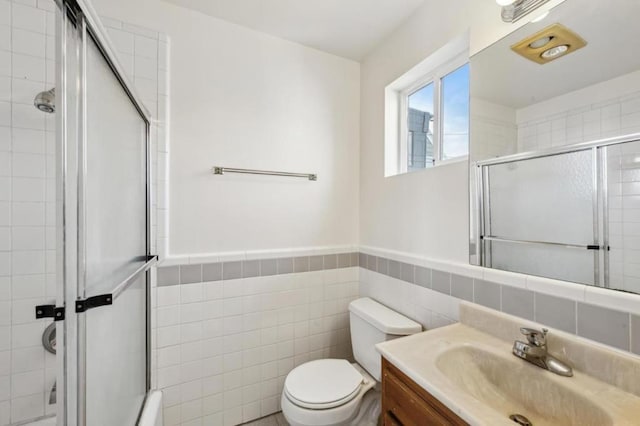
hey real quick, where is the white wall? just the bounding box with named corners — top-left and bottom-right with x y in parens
top-left (359, 2), bottom-right (473, 263)
top-left (92, 0), bottom-right (361, 257)
top-left (359, 0), bottom-right (566, 263)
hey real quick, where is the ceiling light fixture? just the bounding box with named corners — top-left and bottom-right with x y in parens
top-left (511, 24), bottom-right (587, 64)
top-left (541, 44), bottom-right (569, 59)
top-left (528, 36), bottom-right (553, 49)
top-left (499, 0), bottom-right (551, 23)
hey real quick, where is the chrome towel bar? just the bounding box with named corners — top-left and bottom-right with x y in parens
top-left (212, 166), bottom-right (317, 181)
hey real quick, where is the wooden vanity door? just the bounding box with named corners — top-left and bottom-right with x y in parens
top-left (381, 357), bottom-right (468, 426)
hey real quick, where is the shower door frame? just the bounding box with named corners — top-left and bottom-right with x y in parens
top-left (56, 0), bottom-right (155, 425)
top-left (473, 131), bottom-right (640, 289)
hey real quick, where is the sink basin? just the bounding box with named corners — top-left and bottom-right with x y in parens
top-left (376, 303), bottom-right (640, 426)
top-left (436, 345), bottom-right (612, 426)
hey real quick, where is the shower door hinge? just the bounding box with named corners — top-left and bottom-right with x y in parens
top-left (75, 294), bottom-right (113, 313)
top-left (35, 304), bottom-right (65, 321)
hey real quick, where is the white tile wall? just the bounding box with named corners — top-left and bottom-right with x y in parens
top-left (0, 5), bottom-right (169, 424)
top-left (359, 267), bottom-right (456, 331)
top-left (154, 268), bottom-right (359, 426)
top-left (0, 1), bottom-right (56, 423)
top-left (516, 85), bottom-right (640, 152)
top-left (100, 14), bottom-right (170, 261)
top-left (608, 140), bottom-right (640, 293)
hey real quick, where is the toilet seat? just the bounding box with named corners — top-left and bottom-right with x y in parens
top-left (284, 359), bottom-right (364, 409)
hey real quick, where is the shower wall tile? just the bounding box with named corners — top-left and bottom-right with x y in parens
top-left (1, 3), bottom-right (56, 422)
top-left (12, 3), bottom-right (46, 34)
top-left (0, 10), bottom-right (170, 424)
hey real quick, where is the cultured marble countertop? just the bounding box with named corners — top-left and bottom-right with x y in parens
top-left (375, 305), bottom-right (640, 426)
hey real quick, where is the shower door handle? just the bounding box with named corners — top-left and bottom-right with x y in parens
top-left (74, 254), bottom-right (158, 313)
top-left (35, 304), bottom-right (65, 321)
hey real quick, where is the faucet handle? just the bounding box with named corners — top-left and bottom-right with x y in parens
top-left (520, 327), bottom-right (548, 347)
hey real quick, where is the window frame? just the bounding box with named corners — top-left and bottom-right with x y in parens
top-left (398, 53), bottom-right (469, 174)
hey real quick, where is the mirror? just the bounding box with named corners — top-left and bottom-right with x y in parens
top-left (469, 0), bottom-right (640, 294)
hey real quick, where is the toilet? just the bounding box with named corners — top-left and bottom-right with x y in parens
top-left (281, 297), bottom-right (422, 426)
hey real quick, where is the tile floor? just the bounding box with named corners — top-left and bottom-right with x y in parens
top-left (242, 412), bottom-right (289, 426)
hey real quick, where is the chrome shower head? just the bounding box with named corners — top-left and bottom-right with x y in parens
top-left (34, 88), bottom-right (55, 113)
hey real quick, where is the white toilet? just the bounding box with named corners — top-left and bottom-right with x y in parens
top-left (281, 297), bottom-right (422, 426)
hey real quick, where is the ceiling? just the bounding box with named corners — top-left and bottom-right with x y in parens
top-left (164, 0), bottom-right (425, 61)
top-left (471, 0), bottom-right (640, 109)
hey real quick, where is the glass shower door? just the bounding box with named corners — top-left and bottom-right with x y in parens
top-left (57, 2), bottom-right (155, 425)
top-left (80, 32), bottom-right (149, 426)
top-left (481, 149), bottom-right (599, 285)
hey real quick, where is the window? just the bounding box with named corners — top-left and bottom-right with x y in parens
top-left (384, 36), bottom-right (469, 177)
top-left (441, 64), bottom-right (470, 160)
top-left (401, 63), bottom-right (469, 172)
top-left (407, 82), bottom-right (435, 171)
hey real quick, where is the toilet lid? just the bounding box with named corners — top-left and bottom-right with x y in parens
top-left (284, 359), bottom-right (363, 409)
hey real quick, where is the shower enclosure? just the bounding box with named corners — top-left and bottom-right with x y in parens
top-left (15, 0), bottom-right (157, 424)
top-left (475, 133), bottom-right (640, 294)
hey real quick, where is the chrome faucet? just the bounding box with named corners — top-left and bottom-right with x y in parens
top-left (512, 327), bottom-right (573, 377)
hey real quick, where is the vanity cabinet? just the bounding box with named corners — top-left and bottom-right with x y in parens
top-left (381, 357), bottom-right (467, 426)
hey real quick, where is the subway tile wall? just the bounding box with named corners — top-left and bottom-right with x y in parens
top-left (0, 1), bottom-right (59, 424)
top-left (0, 4), bottom-right (169, 424)
top-left (154, 254), bottom-right (359, 426)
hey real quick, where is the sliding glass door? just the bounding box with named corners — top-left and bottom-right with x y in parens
top-left (481, 149), bottom-right (597, 285)
top-left (56, 1), bottom-right (155, 424)
top-left (477, 136), bottom-right (640, 293)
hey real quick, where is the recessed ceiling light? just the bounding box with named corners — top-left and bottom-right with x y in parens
top-left (541, 44), bottom-right (569, 59)
top-left (529, 36), bottom-right (553, 49)
top-left (512, 24), bottom-right (586, 64)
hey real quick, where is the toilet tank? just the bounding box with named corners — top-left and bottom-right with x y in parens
top-left (348, 298), bottom-right (421, 381)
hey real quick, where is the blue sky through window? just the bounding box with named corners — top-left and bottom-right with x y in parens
top-left (442, 63), bottom-right (470, 159)
top-left (408, 82), bottom-right (434, 115)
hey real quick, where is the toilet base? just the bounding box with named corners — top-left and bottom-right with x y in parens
top-left (281, 386), bottom-right (380, 426)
